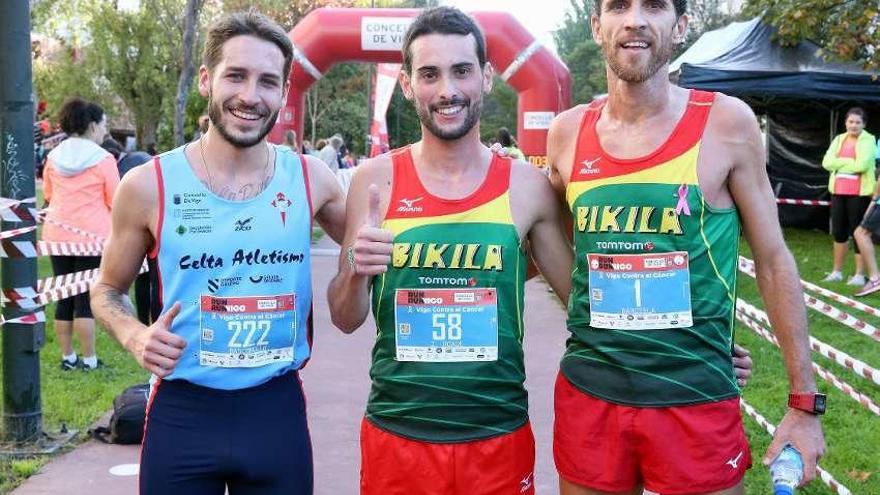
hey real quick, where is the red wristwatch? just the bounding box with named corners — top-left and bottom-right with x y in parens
top-left (788, 392), bottom-right (827, 414)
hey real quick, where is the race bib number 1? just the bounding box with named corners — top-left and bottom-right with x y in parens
top-left (199, 294), bottom-right (296, 368)
top-left (394, 288), bottom-right (498, 362)
top-left (587, 252), bottom-right (693, 330)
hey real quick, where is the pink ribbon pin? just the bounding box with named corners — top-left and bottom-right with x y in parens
top-left (675, 184), bottom-right (691, 216)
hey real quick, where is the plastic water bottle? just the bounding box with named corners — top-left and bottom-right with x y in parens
top-left (770, 445), bottom-right (804, 495)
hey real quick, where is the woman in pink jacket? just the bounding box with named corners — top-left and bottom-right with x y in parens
top-left (43, 98), bottom-right (119, 371)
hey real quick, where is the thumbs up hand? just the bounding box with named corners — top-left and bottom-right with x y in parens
top-left (349, 184), bottom-right (394, 276)
top-left (125, 301), bottom-right (187, 377)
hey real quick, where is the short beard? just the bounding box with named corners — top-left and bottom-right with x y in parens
top-left (207, 94), bottom-right (277, 148)
top-left (415, 97), bottom-right (483, 141)
top-left (603, 39), bottom-right (674, 83)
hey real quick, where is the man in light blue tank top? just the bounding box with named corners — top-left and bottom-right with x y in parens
top-left (91, 11), bottom-right (345, 495)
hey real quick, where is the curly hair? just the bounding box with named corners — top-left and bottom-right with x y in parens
top-left (57, 97), bottom-right (104, 136)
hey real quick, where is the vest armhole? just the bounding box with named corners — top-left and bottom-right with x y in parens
top-left (148, 156), bottom-right (163, 260)
top-left (297, 152), bottom-right (314, 227)
top-left (386, 147), bottom-right (410, 221)
top-left (570, 103), bottom-right (602, 183)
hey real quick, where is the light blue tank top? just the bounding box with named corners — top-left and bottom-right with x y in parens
top-left (149, 144), bottom-right (313, 390)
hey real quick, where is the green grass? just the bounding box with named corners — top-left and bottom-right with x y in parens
top-left (738, 228), bottom-right (880, 494)
top-left (0, 255), bottom-right (149, 493)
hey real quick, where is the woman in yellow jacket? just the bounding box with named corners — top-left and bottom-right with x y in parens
top-left (822, 107), bottom-right (877, 285)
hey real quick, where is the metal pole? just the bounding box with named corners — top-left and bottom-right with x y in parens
top-left (1, 0), bottom-right (44, 442)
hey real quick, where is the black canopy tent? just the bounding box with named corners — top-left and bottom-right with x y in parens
top-left (670, 18), bottom-right (880, 229)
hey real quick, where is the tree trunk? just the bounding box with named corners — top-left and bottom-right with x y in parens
top-left (137, 117), bottom-right (159, 153)
top-left (173, 0), bottom-right (202, 146)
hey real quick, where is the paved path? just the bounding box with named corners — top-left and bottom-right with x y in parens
top-left (13, 238), bottom-right (569, 494)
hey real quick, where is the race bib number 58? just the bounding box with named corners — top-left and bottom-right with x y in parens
top-left (394, 288), bottom-right (498, 362)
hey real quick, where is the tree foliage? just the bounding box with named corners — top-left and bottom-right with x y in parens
top-left (744, 0), bottom-right (880, 72)
top-left (214, 0), bottom-right (355, 31)
top-left (305, 63), bottom-right (369, 153)
top-left (479, 78), bottom-right (518, 144)
top-left (554, 0), bottom-right (607, 104)
top-left (679, 0), bottom-right (741, 54)
top-left (32, 0), bottom-right (188, 149)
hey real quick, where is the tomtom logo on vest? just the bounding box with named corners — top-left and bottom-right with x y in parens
top-left (418, 276), bottom-right (471, 286)
top-left (596, 241), bottom-right (646, 251)
top-left (397, 197), bottom-right (424, 213)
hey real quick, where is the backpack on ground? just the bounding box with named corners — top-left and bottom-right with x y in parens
top-left (90, 383), bottom-right (150, 444)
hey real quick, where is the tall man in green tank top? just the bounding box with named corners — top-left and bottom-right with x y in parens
top-left (546, 0), bottom-right (825, 494)
top-left (328, 7), bottom-right (576, 495)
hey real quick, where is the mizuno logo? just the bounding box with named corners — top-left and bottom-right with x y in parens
top-left (520, 472), bottom-right (534, 492)
top-left (579, 157), bottom-right (601, 175)
top-left (397, 197), bottom-right (424, 212)
top-left (726, 451), bottom-right (744, 470)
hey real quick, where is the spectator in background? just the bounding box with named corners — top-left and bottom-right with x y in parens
top-left (101, 138), bottom-right (153, 324)
top-left (342, 151), bottom-right (355, 168)
top-left (822, 107), bottom-right (877, 286)
top-left (318, 134), bottom-right (343, 172)
top-left (192, 114), bottom-right (210, 141)
top-left (496, 127), bottom-right (525, 160)
top-left (43, 97), bottom-right (120, 371)
top-left (853, 176), bottom-right (880, 296)
top-left (283, 129), bottom-right (299, 152)
top-left (302, 139), bottom-right (316, 155)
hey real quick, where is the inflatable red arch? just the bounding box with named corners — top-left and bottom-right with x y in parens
top-left (269, 8), bottom-right (571, 165)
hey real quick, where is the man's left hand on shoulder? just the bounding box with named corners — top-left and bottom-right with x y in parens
top-left (763, 407), bottom-right (826, 487)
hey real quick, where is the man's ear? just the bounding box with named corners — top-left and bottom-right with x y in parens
top-left (482, 62), bottom-right (494, 94)
top-left (399, 69), bottom-right (414, 101)
top-left (591, 14), bottom-right (602, 44)
top-left (673, 14), bottom-right (689, 44)
top-left (198, 65), bottom-right (211, 98)
top-left (281, 80), bottom-right (291, 107)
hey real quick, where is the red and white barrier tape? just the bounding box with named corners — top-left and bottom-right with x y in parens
top-left (0, 240), bottom-right (37, 258)
top-left (2, 240), bottom-right (104, 258)
top-left (36, 241), bottom-right (103, 257)
top-left (740, 256), bottom-right (880, 319)
top-left (0, 311), bottom-right (46, 326)
top-left (38, 211), bottom-right (107, 242)
top-left (4, 268), bottom-right (100, 303)
top-left (0, 196), bottom-right (35, 212)
top-left (0, 225), bottom-right (38, 240)
top-left (735, 311), bottom-right (880, 416)
top-left (738, 257), bottom-right (880, 343)
top-left (739, 399), bottom-right (852, 495)
top-left (0, 201), bottom-right (39, 223)
top-left (2, 279), bottom-right (93, 309)
top-left (775, 198), bottom-right (831, 206)
top-left (37, 267), bottom-right (100, 293)
top-left (3, 263), bottom-right (147, 310)
top-left (736, 299), bottom-right (880, 386)
top-left (813, 361), bottom-right (880, 417)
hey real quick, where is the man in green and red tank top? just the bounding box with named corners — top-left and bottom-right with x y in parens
top-left (328, 7), bottom-right (576, 495)
top-left (546, 1), bottom-right (826, 494)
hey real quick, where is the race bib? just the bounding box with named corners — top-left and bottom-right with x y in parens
top-left (394, 288), bottom-right (498, 362)
top-left (587, 252), bottom-right (693, 330)
top-left (199, 294), bottom-right (296, 368)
